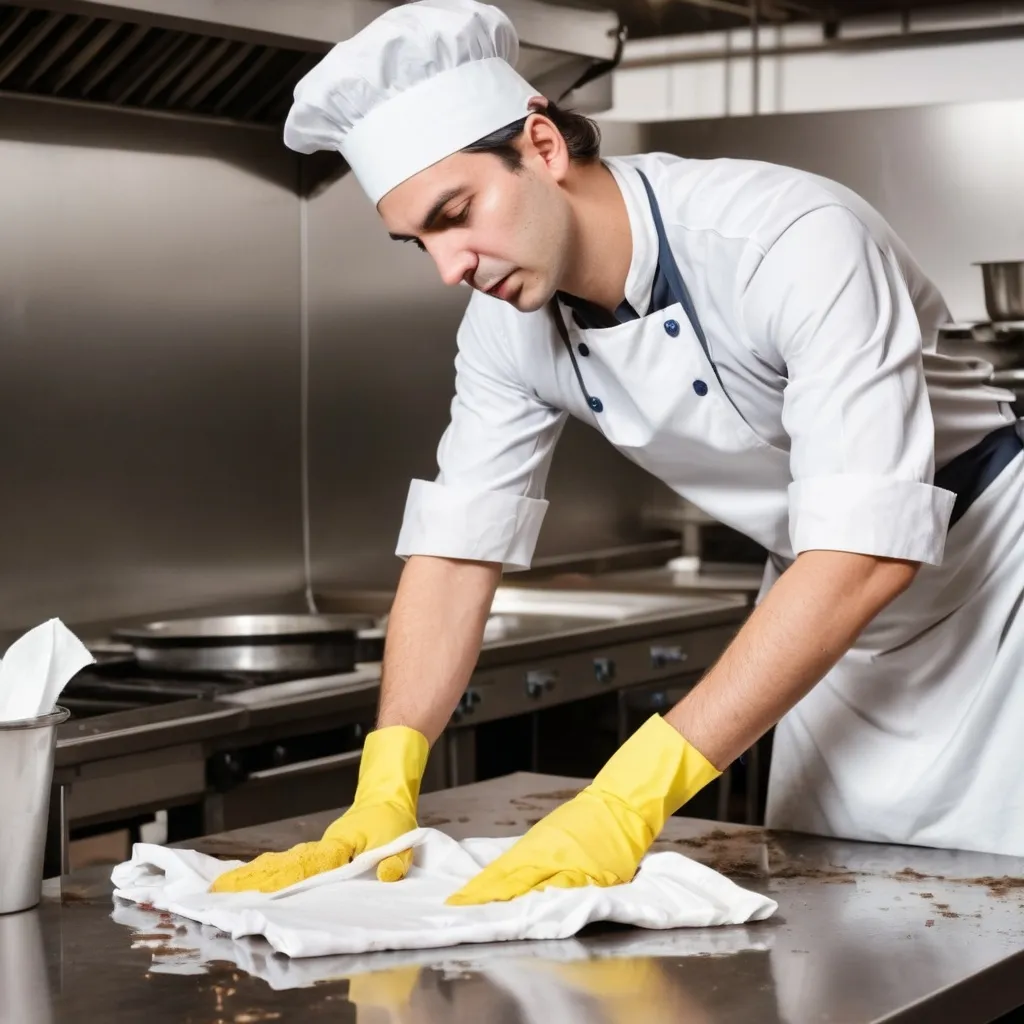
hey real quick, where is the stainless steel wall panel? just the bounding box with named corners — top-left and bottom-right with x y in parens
top-left (647, 99), bottom-right (1024, 323)
top-left (0, 97), bottom-right (303, 636)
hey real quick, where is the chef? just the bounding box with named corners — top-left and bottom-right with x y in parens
top-left (212, 0), bottom-right (1024, 901)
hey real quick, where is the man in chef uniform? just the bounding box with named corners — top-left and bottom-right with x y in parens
top-left (213, 0), bottom-right (1024, 900)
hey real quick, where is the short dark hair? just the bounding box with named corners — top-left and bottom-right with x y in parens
top-left (461, 102), bottom-right (601, 170)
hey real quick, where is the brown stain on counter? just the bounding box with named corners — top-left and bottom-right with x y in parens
top-left (661, 828), bottom-right (1024, 895)
top-left (663, 829), bottom-right (862, 884)
top-left (896, 867), bottom-right (1024, 898)
top-left (966, 876), bottom-right (1024, 897)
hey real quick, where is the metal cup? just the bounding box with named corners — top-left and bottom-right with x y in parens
top-left (0, 706), bottom-right (69, 915)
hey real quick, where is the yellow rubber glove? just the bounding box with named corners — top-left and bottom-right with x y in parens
top-left (446, 714), bottom-right (719, 905)
top-left (210, 725), bottom-right (428, 893)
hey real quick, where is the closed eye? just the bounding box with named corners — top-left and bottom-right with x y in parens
top-left (446, 203), bottom-right (470, 227)
top-left (391, 201), bottom-right (470, 253)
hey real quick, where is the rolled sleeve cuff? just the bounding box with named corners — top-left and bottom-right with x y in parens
top-left (789, 475), bottom-right (956, 565)
top-left (395, 479), bottom-right (549, 572)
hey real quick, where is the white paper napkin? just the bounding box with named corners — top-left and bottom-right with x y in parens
top-left (0, 618), bottom-right (94, 723)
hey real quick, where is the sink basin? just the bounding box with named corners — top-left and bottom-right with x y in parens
top-left (490, 586), bottom-right (724, 620)
top-left (482, 586), bottom-right (737, 644)
top-left (315, 583), bottom-right (744, 648)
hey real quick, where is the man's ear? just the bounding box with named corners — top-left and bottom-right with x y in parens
top-left (523, 107), bottom-right (569, 182)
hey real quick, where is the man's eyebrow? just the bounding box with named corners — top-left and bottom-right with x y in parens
top-left (388, 186), bottom-right (467, 241)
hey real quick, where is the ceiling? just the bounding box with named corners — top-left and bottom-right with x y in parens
top-left (609, 0), bottom-right (1020, 40)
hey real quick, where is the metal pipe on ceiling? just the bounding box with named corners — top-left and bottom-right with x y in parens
top-left (750, 0), bottom-right (760, 114)
top-left (618, 17), bottom-right (1024, 68)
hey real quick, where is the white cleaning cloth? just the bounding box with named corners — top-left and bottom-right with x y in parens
top-left (0, 618), bottom-right (94, 723)
top-left (111, 829), bottom-right (777, 959)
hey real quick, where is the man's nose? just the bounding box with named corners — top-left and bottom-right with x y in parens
top-left (429, 239), bottom-right (476, 288)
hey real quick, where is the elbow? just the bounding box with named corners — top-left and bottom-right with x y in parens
top-left (799, 549), bottom-right (921, 613)
top-left (870, 556), bottom-right (921, 606)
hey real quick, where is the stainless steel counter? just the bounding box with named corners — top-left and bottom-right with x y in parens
top-left (17, 773), bottom-right (1024, 1023)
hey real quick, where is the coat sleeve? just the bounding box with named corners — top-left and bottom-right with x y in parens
top-left (740, 204), bottom-right (955, 564)
top-left (395, 301), bottom-right (567, 571)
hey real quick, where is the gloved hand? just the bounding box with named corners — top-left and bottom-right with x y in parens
top-left (446, 714), bottom-right (719, 905)
top-left (210, 725), bottom-right (429, 893)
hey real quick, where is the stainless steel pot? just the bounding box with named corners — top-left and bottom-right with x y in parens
top-left (975, 261), bottom-right (1024, 322)
top-left (114, 614), bottom-right (375, 676)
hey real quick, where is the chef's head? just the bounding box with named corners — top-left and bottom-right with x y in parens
top-left (284, 0), bottom-right (599, 312)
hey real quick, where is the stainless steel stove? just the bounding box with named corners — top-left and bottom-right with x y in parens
top-left (61, 655), bottom-right (352, 718)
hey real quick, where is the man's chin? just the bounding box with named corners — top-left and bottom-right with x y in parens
top-left (510, 281), bottom-right (555, 314)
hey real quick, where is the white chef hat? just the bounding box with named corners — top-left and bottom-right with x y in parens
top-left (284, 0), bottom-right (540, 205)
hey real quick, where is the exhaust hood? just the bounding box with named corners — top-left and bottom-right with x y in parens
top-left (0, 0), bottom-right (624, 127)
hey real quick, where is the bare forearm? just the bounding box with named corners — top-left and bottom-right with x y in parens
top-left (665, 550), bottom-right (919, 769)
top-left (377, 555), bottom-right (501, 744)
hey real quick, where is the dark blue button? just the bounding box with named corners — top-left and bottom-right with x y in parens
top-left (664, 319), bottom-right (680, 337)
top-left (588, 396), bottom-right (604, 413)
top-left (693, 379), bottom-right (708, 396)
top-left (578, 343), bottom-right (590, 357)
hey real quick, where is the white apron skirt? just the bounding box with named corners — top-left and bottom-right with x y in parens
top-left (767, 440), bottom-right (1024, 855)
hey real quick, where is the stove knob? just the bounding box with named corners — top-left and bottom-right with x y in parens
top-left (525, 669), bottom-right (557, 699)
top-left (650, 645), bottom-right (688, 669)
top-left (208, 751), bottom-right (248, 791)
top-left (459, 688), bottom-right (482, 713)
top-left (453, 687), bottom-right (482, 722)
top-left (593, 657), bottom-right (616, 683)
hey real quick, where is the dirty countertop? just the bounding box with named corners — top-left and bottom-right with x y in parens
top-left (11, 773), bottom-right (1024, 1023)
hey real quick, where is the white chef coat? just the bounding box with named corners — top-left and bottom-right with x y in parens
top-left (396, 153), bottom-right (1015, 571)
top-left (395, 152), bottom-right (1024, 856)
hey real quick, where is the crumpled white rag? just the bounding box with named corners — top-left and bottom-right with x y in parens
top-left (111, 828), bottom-right (777, 959)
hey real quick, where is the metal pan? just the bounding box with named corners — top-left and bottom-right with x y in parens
top-left (974, 261), bottom-right (1024, 322)
top-left (113, 614), bottom-right (375, 677)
